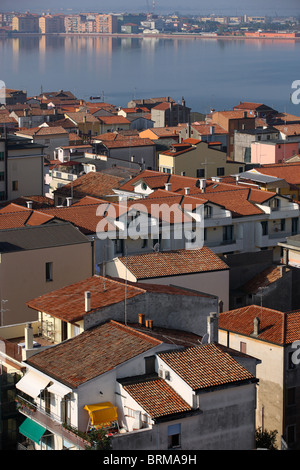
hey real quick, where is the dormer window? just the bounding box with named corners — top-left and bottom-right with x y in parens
top-left (204, 205), bottom-right (212, 219)
top-left (270, 198), bottom-right (280, 211)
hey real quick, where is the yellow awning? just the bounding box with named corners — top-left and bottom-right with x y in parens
top-left (84, 402), bottom-right (118, 426)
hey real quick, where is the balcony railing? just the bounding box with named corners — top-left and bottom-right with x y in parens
top-left (16, 395), bottom-right (89, 450)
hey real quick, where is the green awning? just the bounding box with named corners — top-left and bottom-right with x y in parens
top-left (19, 418), bottom-right (46, 444)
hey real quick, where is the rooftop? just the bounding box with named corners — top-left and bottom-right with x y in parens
top-left (118, 247), bottom-right (229, 280)
top-left (26, 275), bottom-right (145, 322)
top-left (121, 376), bottom-right (192, 419)
top-left (25, 320), bottom-right (163, 388)
top-left (0, 222), bottom-right (90, 253)
top-left (219, 305), bottom-right (300, 346)
top-left (158, 343), bottom-right (255, 391)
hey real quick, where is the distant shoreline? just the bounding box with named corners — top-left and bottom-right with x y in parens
top-left (4, 32), bottom-right (300, 41)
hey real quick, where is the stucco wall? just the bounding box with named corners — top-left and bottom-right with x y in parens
top-left (84, 291), bottom-right (218, 337)
top-left (0, 242), bottom-right (93, 326)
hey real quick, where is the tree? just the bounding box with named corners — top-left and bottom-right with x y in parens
top-left (255, 427), bottom-right (278, 450)
top-left (85, 427), bottom-right (112, 450)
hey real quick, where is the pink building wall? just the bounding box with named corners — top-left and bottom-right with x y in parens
top-left (251, 141), bottom-right (299, 164)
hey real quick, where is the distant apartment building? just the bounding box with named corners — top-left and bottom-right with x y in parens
top-left (209, 110), bottom-right (256, 159)
top-left (151, 98), bottom-right (190, 128)
top-left (234, 128), bottom-right (280, 163)
top-left (96, 14), bottom-right (118, 34)
top-left (251, 141), bottom-right (299, 165)
top-left (39, 15), bottom-right (65, 34)
top-left (0, 134), bottom-right (45, 202)
top-left (4, 88), bottom-right (27, 105)
top-left (12, 14), bottom-right (39, 33)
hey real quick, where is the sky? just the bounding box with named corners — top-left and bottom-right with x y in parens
top-left (0, 0), bottom-right (299, 16)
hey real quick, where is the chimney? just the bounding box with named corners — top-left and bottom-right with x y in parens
top-left (199, 179), bottom-right (206, 193)
top-left (147, 319), bottom-right (153, 329)
top-left (253, 317), bottom-right (260, 337)
top-left (26, 200), bottom-right (33, 209)
top-left (25, 323), bottom-right (34, 350)
top-left (165, 182), bottom-right (172, 191)
top-left (184, 187), bottom-right (190, 195)
top-left (138, 313), bottom-right (145, 326)
top-left (66, 197), bottom-right (72, 207)
top-left (243, 111), bottom-right (247, 119)
top-left (207, 312), bottom-right (218, 343)
top-left (85, 291), bottom-right (91, 312)
top-left (210, 126), bottom-right (215, 135)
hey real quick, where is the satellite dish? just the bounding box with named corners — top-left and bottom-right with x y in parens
top-left (201, 333), bottom-right (209, 344)
top-left (153, 243), bottom-right (160, 252)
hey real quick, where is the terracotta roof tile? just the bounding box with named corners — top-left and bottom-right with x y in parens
top-left (26, 320), bottom-right (162, 388)
top-left (123, 377), bottom-right (191, 418)
top-left (158, 343), bottom-right (255, 391)
top-left (53, 172), bottom-right (124, 199)
top-left (118, 247), bottom-right (228, 280)
top-left (258, 163), bottom-right (300, 185)
top-left (242, 265), bottom-right (289, 294)
top-left (219, 305), bottom-right (300, 345)
top-left (27, 275), bottom-right (146, 322)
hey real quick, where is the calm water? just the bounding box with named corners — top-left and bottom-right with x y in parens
top-left (0, 34), bottom-right (300, 114)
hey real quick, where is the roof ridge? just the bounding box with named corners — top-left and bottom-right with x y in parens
top-left (109, 320), bottom-right (162, 345)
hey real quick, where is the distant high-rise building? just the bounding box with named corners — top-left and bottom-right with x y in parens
top-left (39, 15), bottom-right (65, 34)
top-left (96, 14), bottom-right (118, 34)
top-left (12, 14), bottom-right (39, 33)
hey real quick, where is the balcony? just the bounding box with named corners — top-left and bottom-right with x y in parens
top-left (16, 395), bottom-right (89, 450)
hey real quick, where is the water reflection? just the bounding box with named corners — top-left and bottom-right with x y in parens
top-left (0, 35), bottom-right (299, 114)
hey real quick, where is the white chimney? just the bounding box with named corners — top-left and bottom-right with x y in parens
top-left (210, 126), bottom-right (215, 135)
top-left (85, 291), bottom-right (91, 312)
top-left (253, 317), bottom-right (260, 337)
top-left (66, 197), bottom-right (73, 207)
top-left (207, 312), bottom-right (218, 343)
top-left (165, 182), bottom-right (172, 191)
top-left (26, 200), bottom-right (33, 209)
top-left (184, 187), bottom-right (190, 195)
top-left (25, 323), bottom-right (34, 350)
top-left (199, 179), bottom-right (206, 193)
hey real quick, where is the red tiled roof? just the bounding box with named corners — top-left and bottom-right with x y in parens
top-left (158, 343), bottom-right (255, 391)
top-left (118, 247), bottom-right (228, 280)
top-left (98, 116), bottom-right (130, 125)
top-left (123, 377), bottom-right (191, 418)
top-left (53, 171), bottom-right (124, 199)
top-left (27, 275), bottom-right (146, 322)
top-left (26, 320), bottom-right (162, 388)
top-left (258, 163), bottom-right (300, 185)
top-left (219, 305), bottom-right (300, 346)
top-left (242, 265), bottom-right (289, 294)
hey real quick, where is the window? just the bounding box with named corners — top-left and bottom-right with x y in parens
top-left (217, 167), bottom-right (225, 176)
top-left (287, 425), bottom-right (296, 445)
top-left (197, 168), bottom-right (205, 178)
top-left (168, 423), bottom-right (181, 449)
top-left (223, 225), bottom-right (234, 243)
top-left (0, 191), bottom-right (5, 201)
top-left (287, 387), bottom-right (296, 406)
top-left (0, 171), bottom-right (4, 181)
top-left (45, 262), bottom-right (53, 282)
top-left (12, 180), bottom-right (18, 191)
top-left (0, 152), bottom-right (4, 161)
top-left (261, 221), bottom-right (268, 236)
top-left (270, 198), bottom-right (280, 211)
top-left (292, 217), bottom-right (299, 235)
top-left (204, 205), bottom-right (212, 219)
top-left (280, 219), bottom-right (286, 232)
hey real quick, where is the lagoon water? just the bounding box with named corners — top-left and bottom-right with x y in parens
top-left (0, 34), bottom-right (299, 115)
